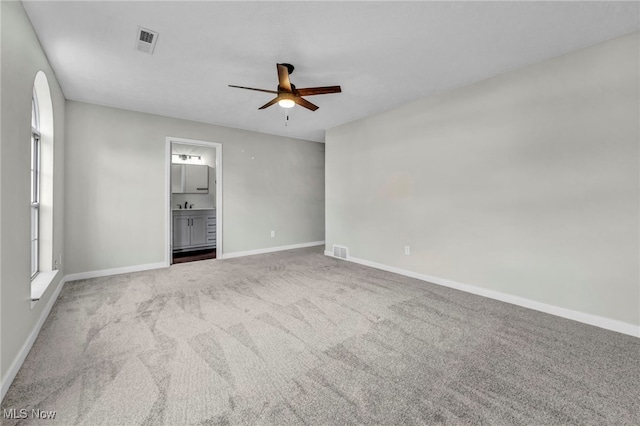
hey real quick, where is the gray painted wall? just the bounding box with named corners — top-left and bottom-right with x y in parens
top-left (1, 1), bottom-right (66, 383)
top-left (326, 32), bottom-right (639, 326)
top-left (65, 101), bottom-right (325, 274)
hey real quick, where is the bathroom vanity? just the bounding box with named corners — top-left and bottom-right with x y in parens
top-left (172, 209), bottom-right (216, 252)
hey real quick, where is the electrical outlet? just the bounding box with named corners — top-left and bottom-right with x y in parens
top-left (271, 230), bottom-right (276, 238)
top-left (404, 246), bottom-right (411, 255)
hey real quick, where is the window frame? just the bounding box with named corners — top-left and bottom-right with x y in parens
top-left (31, 89), bottom-right (41, 279)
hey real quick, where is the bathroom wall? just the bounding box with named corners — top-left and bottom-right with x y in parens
top-left (172, 144), bottom-right (216, 210)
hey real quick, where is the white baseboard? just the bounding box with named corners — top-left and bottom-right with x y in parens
top-left (65, 262), bottom-right (167, 282)
top-left (1, 275), bottom-right (67, 401)
top-left (222, 241), bottom-right (325, 259)
top-left (325, 252), bottom-right (640, 338)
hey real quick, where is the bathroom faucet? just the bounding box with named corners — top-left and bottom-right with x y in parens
top-left (184, 201), bottom-right (188, 209)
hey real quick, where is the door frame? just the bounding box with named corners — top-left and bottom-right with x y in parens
top-left (165, 136), bottom-right (223, 266)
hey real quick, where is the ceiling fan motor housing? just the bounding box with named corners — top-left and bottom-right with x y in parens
top-left (279, 84), bottom-right (296, 93)
top-left (279, 92), bottom-right (295, 101)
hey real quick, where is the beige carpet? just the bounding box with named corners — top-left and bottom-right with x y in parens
top-left (2, 246), bottom-right (639, 425)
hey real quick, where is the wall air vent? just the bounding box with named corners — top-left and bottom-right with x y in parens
top-left (333, 245), bottom-right (348, 260)
top-left (135, 27), bottom-right (158, 54)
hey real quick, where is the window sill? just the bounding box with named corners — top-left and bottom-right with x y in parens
top-left (31, 269), bottom-right (60, 307)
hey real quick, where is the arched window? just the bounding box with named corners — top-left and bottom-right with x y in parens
top-left (31, 88), bottom-right (41, 278)
top-left (31, 70), bottom-right (54, 289)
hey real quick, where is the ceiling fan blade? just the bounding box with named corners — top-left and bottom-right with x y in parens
top-left (296, 86), bottom-right (342, 96)
top-left (258, 97), bottom-right (281, 110)
top-left (294, 96), bottom-right (319, 111)
top-left (229, 85), bottom-right (278, 94)
top-left (277, 64), bottom-right (292, 92)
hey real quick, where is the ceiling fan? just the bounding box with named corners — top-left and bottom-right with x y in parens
top-left (229, 63), bottom-right (341, 111)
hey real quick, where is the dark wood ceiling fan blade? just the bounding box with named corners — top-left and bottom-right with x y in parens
top-left (277, 64), bottom-right (292, 92)
top-left (296, 86), bottom-right (342, 96)
top-left (258, 97), bottom-right (281, 110)
top-left (229, 85), bottom-right (278, 94)
top-left (294, 96), bottom-right (319, 111)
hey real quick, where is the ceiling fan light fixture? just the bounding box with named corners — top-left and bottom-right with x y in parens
top-left (278, 99), bottom-right (295, 108)
top-left (229, 63), bottom-right (340, 112)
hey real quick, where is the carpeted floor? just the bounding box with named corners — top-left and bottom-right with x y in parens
top-left (2, 246), bottom-right (639, 425)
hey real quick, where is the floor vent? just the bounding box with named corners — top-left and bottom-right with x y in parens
top-left (136, 27), bottom-right (158, 54)
top-left (333, 245), bottom-right (348, 260)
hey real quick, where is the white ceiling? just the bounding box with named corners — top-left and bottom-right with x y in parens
top-left (23, 1), bottom-right (640, 142)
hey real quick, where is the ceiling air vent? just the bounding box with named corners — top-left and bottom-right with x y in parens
top-left (135, 27), bottom-right (158, 54)
top-left (333, 245), bottom-right (348, 260)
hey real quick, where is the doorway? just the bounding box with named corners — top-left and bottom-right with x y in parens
top-left (165, 137), bottom-right (222, 266)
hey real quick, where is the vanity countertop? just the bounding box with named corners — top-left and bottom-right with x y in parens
top-left (172, 207), bottom-right (215, 211)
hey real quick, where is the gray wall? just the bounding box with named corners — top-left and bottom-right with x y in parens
top-left (65, 101), bottom-right (325, 274)
top-left (326, 32), bottom-right (639, 326)
top-left (1, 1), bottom-right (66, 383)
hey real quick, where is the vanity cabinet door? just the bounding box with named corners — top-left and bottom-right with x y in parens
top-left (185, 165), bottom-right (209, 193)
top-left (190, 214), bottom-right (207, 246)
top-left (173, 216), bottom-right (191, 248)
